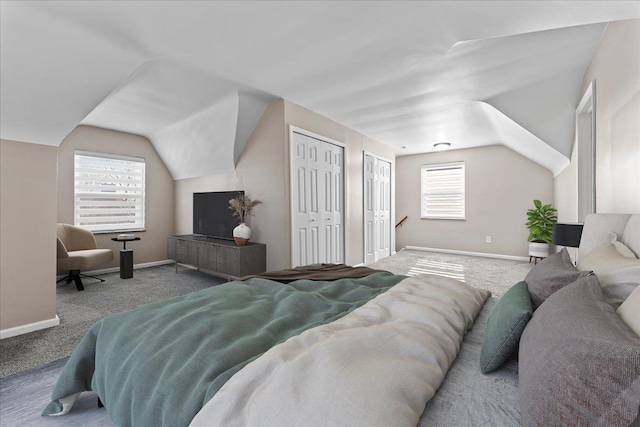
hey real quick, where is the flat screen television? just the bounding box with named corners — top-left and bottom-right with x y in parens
top-left (193, 191), bottom-right (244, 240)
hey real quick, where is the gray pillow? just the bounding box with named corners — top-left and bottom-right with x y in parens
top-left (519, 275), bottom-right (640, 427)
top-left (480, 281), bottom-right (532, 373)
top-left (524, 247), bottom-right (592, 309)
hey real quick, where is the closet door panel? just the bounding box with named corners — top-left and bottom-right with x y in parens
top-left (366, 155), bottom-right (391, 263)
top-left (375, 159), bottom-right (391, 260)
top-left (292, 132), bottom-right (311, 266)
top-left (297, 228), bottom-right (308, 267)
top-left (364, 154), bottom-right (376, 265)
top-left (290, 129), bottom-right (345, 267)
top-left (310, 225), bottom-right (320, 264)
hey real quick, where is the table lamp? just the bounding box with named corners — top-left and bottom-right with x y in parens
top-left (552, 223), bottom-right (584, 248)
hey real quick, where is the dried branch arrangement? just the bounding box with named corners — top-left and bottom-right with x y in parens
top-left (229, 194), bottom-right (263, 224)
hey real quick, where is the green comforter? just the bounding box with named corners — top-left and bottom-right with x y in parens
top-left (42, 272), bottom-right (405, 427)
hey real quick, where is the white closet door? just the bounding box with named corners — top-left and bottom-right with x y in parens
top-left (364, 154), bottom-right (376, 265)
top-left (328, 143), bottom-right (343, 263)
top-left (292, 132), bottom-right (310, 267)
top-left (364, 154), bottom-right (391, 264)
top-left (291, 130), bottom-right (344, 267)
top-left (375, 159), bottom-right (391, 261)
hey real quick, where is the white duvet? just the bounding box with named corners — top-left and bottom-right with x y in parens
top-left (190, 274), bottom-right (490, 427)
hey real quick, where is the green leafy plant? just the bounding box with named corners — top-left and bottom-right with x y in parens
top-left (229, 194), bottom-right (263, 224)
top-left (525, 199), bottom-right (557, 243)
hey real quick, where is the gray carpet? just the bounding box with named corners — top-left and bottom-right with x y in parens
top-left (0, 264), bottom-right (225, 379)
top-left (0, 251), bottom-right (533, 426)
top-left (371, 249), bottom-right (533, 297)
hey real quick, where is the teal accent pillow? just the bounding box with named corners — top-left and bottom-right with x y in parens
top-left (480, 281), bottom-right (533, 373)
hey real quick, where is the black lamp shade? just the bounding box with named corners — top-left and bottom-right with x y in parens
top-left (552, 223), bottom-right (584, 248)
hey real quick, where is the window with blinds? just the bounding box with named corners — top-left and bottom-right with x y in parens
top-left (74, 151), bottom-right (145, 232)
top-left (421, 161), bottom-right (465, 220)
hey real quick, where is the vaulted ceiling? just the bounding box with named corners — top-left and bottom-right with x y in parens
top-left (1, 1), bottom-right (639, 179)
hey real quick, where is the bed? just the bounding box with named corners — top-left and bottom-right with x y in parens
top-left (471, 213), bottom-right (640, 427)
top-left (42, 213), bottom-right (640, 426)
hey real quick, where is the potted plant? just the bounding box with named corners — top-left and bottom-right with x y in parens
top-left (525, 199), bottom-right (557, 259)
top-left (229, 194), bottom-right (263, 246)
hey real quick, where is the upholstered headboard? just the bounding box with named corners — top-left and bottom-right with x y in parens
top-left (578, 213), bottom-right (640, 262)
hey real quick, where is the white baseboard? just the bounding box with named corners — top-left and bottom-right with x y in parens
top-left (358, 250), bottom-right (397, 267)
top-left (0, 315), bottom-right (60, 340)
top-left (89, 259), bottom-right (175, 276)
top-left (404, 246), bottom-right (529, 262)
top-left (57, 259), bottom-right (176, 280)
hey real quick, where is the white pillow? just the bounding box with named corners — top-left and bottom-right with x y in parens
top-left (609, 232), bottom-right (637, 259)
top-left (617, 286), bottom-right (640, 338)
top-left (577, 242), bottom-right (640, 307)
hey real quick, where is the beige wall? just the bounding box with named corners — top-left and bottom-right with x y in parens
top-left (396, 145), bottom-right (554, 257)
top-left (57, 126), bottom-right (175, 268)
top-left (175, 100), bottom-right (289, 271)
top-left (1, 139), bottom-right (58, 330)
top-left (554, 141), bottom-right (578, 223)
top-left (175, 99), bottom-right (396, 270)
top-left (556, 19), bottom-right (640, 216)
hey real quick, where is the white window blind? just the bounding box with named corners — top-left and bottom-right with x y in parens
top-left (74, 151), bottom-right (145, 232)
top-left (421, 161), bottom-right (465, 220)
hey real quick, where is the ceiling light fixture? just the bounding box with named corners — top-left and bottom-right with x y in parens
top-left (434, 142), bottom-right (451, 151)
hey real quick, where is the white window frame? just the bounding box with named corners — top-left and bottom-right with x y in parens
top-left (74, 150), bottom-right (146, 233)
top-left (421, 161), bottom-right (465, 220)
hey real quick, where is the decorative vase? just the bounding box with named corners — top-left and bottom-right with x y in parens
top-left (233, 223), bottom-right (251, 246)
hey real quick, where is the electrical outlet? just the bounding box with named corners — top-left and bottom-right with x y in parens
top-left (485, 236), bottom-right (492, 243)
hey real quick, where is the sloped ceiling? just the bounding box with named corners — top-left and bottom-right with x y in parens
top-left (80, 58), bottom-right (276, 179)
top-left (1, 1), bottom-right (639, 179)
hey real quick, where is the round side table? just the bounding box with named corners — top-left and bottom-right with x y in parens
top-left (111, 237), bottom-right (141, 279)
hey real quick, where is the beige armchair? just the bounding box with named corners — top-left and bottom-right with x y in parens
top-left (56, 223), bottom-right (114, 291)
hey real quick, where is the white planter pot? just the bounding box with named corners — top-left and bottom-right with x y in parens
top-left (528, 241), bottom-right (550, 258)
top-left (233, 223), bottom-right (251, 246)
